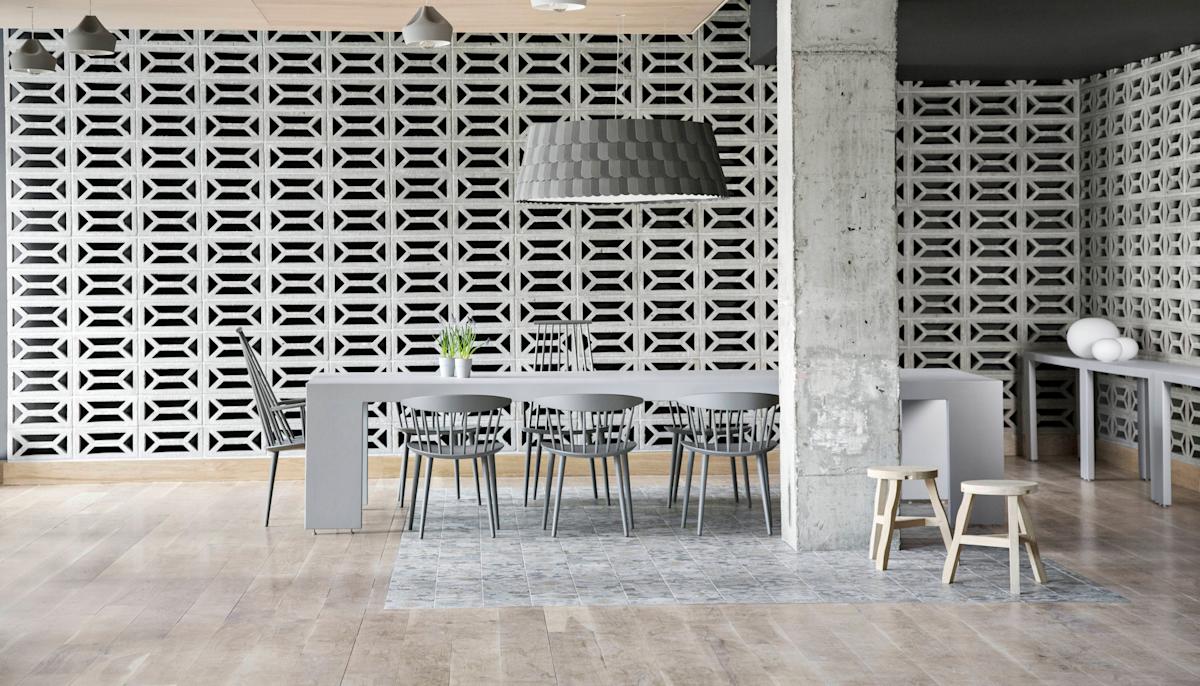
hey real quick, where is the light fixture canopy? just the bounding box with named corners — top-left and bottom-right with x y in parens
top-left (531, 0), bottom-right (588, 11)
top-left (67, 14), bottom-right (117, 55)
top-left (516, 118), bottom-right (728, 204)
top-left (403, 5), bottom-right (453, 48)
top-left (10, 36), bottom-right (56, 74)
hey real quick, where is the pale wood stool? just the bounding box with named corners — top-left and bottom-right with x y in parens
top-left (867, 465), bottom-right (953, 571)
top-left (941, 479), bottom-right (1047, 594)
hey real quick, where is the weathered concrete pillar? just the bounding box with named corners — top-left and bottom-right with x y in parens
top-left (777, 0), bottom-right (900, 550)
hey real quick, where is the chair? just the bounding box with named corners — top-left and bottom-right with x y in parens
top-left (867, 465), bottom-right (953, 570)
top-left (942, 479), bottom-right (1046, 594)
top-left (531, 394), bottom-right (641, 537)
top-left (400, 394), bottom-right (509, 539)
top-left (520, 319), bottom-right (607, 506)
top-left (665, 402), bottom-right (749, 509)
top-left (677, 392), bottom-right (780, 536)
top-left (237, 328), bottom-right (305, 527)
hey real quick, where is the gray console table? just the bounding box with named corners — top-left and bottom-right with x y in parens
top-left (1022, 349), bottom-right (1200, 507)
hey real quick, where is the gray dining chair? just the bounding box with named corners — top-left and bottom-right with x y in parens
top-left (237, 328), bottom-right (305, 527)
top-left (664, 403), bottom-right (751, 509)
top-left (400, 394), bottom-right (509, 539)
top-left (520, 319), bottom-right (608, 506)
top-left (676, 392), bottom-right (780, 536)
top-left (531, 393), bottom-right (641, 537)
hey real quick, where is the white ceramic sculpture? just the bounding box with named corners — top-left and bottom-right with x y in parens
top-left (1116, 336), bottom-right (1139, 361)
top-left (1066, 317), bottom-right (1120, 358)
top-left (1091, 338), bottom-right (1123, 362)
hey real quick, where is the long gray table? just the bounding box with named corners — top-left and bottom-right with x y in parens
top-left (304, 368), bottom-right (1004, 530)
top-left (1022, 349), bottom-right (1200, 506)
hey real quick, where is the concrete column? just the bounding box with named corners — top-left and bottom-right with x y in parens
top-left (777, 0), bottom-right (900, 550)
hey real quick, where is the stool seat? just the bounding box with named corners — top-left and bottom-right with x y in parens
top-left (867, 465), bottom-right (938, 481)
top-left (960, 479), bottom-right (1038, 497)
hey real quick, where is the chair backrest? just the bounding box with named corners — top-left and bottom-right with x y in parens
top-left (532, 319), bottom-right (595, 372)
top-left (676, 392), bottom-right (779, 455)
top-left (401, 394), bottom-right (510, 457)
top-left (531, 393), bottom-right (641, 456)
top-left (237, 328), bottom-right (297, 448)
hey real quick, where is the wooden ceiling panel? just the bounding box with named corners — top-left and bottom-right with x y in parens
top-left (1, 1), bottom-right (723, 34)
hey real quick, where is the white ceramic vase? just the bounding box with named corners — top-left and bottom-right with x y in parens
top-left (1091, 338), bottom-right (1123, 363)
top-left (438, 356), bottom-right (454, 377)
top-left (1116, 337), bottom-right (1139, 361)
top-left (1066, 317), bottom-right (1119, 358)
top-left (454, 358), bottom-right (472, 378)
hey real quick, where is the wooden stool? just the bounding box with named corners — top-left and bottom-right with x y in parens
top-left (941, 479), bottom-right (1047, 594)
top-left (867, 466), bottom-right (953, 571)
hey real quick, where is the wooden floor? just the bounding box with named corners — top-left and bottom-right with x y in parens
top-left (1, 457), bottom-right (1199, 685)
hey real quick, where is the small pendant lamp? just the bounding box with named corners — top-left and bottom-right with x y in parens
top-left (403, 3), bottom-right (453, 48)
top-left (10, 6), bottom-right (57, 74)
top-left (67, 1), bottom-right (118, 56)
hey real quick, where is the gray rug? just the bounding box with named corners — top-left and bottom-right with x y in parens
top-left (385, 484), bottom-right (1124, 609)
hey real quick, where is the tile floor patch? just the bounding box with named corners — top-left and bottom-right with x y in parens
top-left (385, 484), bottom-right (1124, 609)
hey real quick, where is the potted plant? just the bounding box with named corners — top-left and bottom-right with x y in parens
top-left (435, 323), bottom-right (456, 377)
top-left (453, 321), bottom-right (480, 378)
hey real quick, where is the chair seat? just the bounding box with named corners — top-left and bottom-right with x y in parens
top-left (867, 465), bottom-right (938, 481)
top-left (407, 441), bottom-right (499, 458)
top-left (266, 439), bottom-right (305, 452)
top-left (961, 479), bottom-right (1038, 496)
top-left (680, 438), bottom-right (778, 456)
top-left (541, 439), bottom-right (637, 458)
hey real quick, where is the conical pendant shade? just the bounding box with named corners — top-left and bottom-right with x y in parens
top-left (67, 15), bottom-right (117, 55)
top-left (403, 6), bottom-right (453, 48)
top-left (516, 118), bottom-right (728, 204)
top-left (10, 36), bottom-right (57, 74)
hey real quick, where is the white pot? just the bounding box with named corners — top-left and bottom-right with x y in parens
top-left (454, 358), bottom-right (472, 378)
top-left (438, 356), bottom-right (455, 377)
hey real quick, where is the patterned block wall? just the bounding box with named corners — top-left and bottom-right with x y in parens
top-left (896, 81), bottom-right (1080, 434)
top-left (3, 3), bottom-right (778, 459)
top-left (1081, 46), bottom-right (1200, 466)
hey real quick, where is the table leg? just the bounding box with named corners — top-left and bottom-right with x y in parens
top-left (305, 390), bottom-right (366, 531)
top-left (1147, 378), bottom-right (1172, 506)
top-left (1078, 368), bottom-right (1095, 482)
top-left (1023, 356), bottom-right (1039, 462)
top-left (1136, 377), bottom-right (1150, 481)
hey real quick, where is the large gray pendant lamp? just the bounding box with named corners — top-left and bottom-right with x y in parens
top-left (403, 2), bottom-right (453, 48)
top-left (10, 6), bottom-right (57, 74)
top-left (67, 1), bottom-right (118, 56)
top-left (516, 17), bottom-right (727, 204)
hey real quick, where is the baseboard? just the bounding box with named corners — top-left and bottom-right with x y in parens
top-left (1096, 439), bottom-right (1200, 493)
top-left (1004, 429), bottom-right (1076, 459)
top-left (0, 451), bottom-right (782, 486)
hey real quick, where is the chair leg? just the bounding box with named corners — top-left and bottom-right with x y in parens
top-left (671, 438), bottom-right (684, 505)
top-left (264, 451), bottom-right (279, 527)
top-left (533, 443), bottom-right (543, 501)
top-left (480, 456), bottom-right (496, 538)
top-left (398, 444), bottom-right (410, 503)
top-left (924, 478), bottom-right (953, 550)
top-left (730, 456), bottom-right (739, 503)
top-left (589, 457), bottom-right (599, 501)
top-left (406, 455), bottom-right (422, 531)
top-left (667, 433), bottom-right (680, 507)
top-left (613, 455), bottom-right (630, 537)
top-left (552, 454), bottom-right (567, 537)
top-left (523, 438), bottom-right (533, 507)
top-left (757, 453), bottom-right (772, 536)
top-left (680, 449), bottom-right (696, 529)
top-left (868, 477), bottom-right (885, 560)
top-left (419, 456), bottom-right (434, 539)
top-left (1016, 496), bottom-right (1047, 584)
top-left (620, 453), bottom-right (635, 530)
top-left (454, 460), bottom-right (461, 500)
top-left (602, 457), bottom-right (611, 506)
top-left (741, 456), bottom-right (752, 508)
top-left (542, 453), bottom-right (556, 530)
top-left (489, 455), bottom-right (501, 530)
top-left (876, 479), bottom-right (901, 571)
top-left (941, 492), bottom-right (975, 584)
top-left (697, 453), bottom-right (710, 536)
top-left (472, 458), bottom-right (482, 506)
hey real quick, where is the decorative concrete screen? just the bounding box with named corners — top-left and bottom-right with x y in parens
top-left (896, 81), bottom-right (1080, 436)
top-left (3, 2), bottom-right (778, 459)
top-left (1081, 47), bottom-right (1200, 467)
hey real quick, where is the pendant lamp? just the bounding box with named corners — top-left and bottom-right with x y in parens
top-left (10, 6), bottom-right (57, 74)
top-left (403, 4), bottom-right (453, 48)
top-left (67, 1), bottom-right (118, 56)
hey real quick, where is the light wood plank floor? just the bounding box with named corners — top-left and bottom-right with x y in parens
top-left (1, 456), bottom-right (1199, 685)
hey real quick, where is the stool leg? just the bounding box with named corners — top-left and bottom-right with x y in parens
top-left (941, 492), bottom-right (975, 584)
top-left (924, 478), bottom-right (953, 550)
top-left (868, 477), bottom-right (885, 561)
top-left (1016, 496), bottom-right (1047, 584)
top-left (876, 479), bottom-right (902, 571)
top-left (1007, 495), bottom-right (1021, 594)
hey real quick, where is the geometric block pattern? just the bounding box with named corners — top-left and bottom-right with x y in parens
top-left (897, 81), bottom-right (1081, 432)
top-left (5, 1), bottom-right (777, 459)
top-left (1081, 47), bottom-right (1200, 466)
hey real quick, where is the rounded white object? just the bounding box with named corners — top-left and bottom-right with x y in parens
top-left (1116, 336), bottom-right (1139, 361)
top-left (531, 0), bottom-right (587, 10)
top-left (1066, 318), bottom-right (1119, 358)
top-left (1091, 338), bottom-right (1123, 363)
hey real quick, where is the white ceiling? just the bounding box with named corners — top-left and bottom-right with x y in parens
top-left (1, 1), bottom-right (726, 34)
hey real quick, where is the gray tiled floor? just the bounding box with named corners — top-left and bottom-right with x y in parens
top-left (385, 483), bottom-right (1124, 609)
